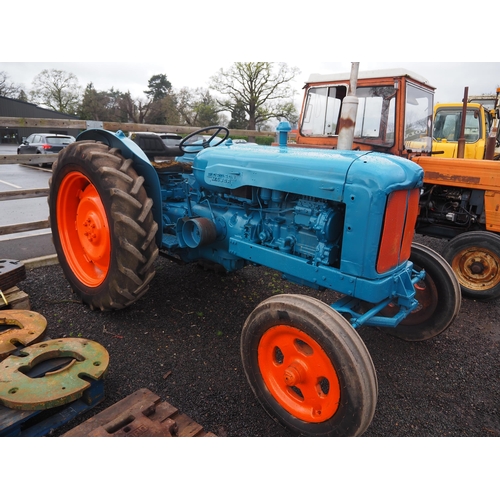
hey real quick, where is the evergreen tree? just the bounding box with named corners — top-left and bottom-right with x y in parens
top-left (228, 100), bottom-right (249, 129)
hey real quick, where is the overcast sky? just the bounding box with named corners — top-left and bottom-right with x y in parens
top-left (2, 0), bottom-right (498, 110)
top-left (1, 61), bottom-right (499, 110)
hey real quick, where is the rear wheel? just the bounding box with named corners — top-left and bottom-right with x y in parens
top-left (36, 151), bottom-right (49, 168)
top-left (241, 294), bottom-right (377, 436)
top-left (381, 243), bottom-right (461, 341)
top-left (442, 231), bottom-right (500, 300)
top-left (48, 141), bottom-right (159, 310)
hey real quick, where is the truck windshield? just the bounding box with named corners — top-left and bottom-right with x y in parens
top-left (301, 84), bottom-right (396, 148)
top-left (404, 83), bottom-right (434, 152)
top-left (301, 85), bottom-right (347, 136)
top-left (433, 108), bottom-right (482, 143)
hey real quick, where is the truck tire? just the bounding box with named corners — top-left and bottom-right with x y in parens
top-left (381, 243), bottom-right (461, 341)
top-left (442, 231), bottom-right (500, 300)
top-left (241, 294), bottom-right (378, 437)
top-left (48, 141), bottom-right (159, 311)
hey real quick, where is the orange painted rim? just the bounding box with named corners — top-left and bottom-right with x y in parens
top-left (56, 171), bottom-right (111, 287)
top-left (258, 325), bottom-right (340, 423)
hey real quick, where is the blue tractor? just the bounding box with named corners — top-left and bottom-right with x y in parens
top-left (48, 124), bottom-right (461, 436)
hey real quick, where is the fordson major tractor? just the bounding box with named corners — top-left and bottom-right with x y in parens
top-left (295, 67), bottom-right (500, 300)
top-left (48, 116), bottom-right (461, 436)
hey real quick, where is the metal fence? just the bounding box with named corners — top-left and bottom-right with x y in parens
top-left (0, 188), bottom-right (50, 236)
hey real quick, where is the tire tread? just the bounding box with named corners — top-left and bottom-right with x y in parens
top-left (49, 141), bottom-right (158, 311)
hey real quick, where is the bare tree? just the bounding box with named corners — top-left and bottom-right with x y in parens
top-left (0, 71), bottom-right (24, 98)
top-left (209, 62), bottom-right (300, 130)
top-left (30, 69), bottom-right (81, 114)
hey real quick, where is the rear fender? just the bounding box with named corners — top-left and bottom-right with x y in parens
top-left (77, 129), bottom-right (163, 246)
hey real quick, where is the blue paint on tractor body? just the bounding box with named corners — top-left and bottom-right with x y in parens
top-left (77, 125), bottom-right (424, 328)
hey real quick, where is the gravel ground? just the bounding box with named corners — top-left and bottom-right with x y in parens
top-left (13, 234), bottom-right (500, 438)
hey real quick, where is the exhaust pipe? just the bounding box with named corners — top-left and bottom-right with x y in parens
top-left (457, 86), bottom-right (469, 158)
top-left (337, 62), bottom-right (360, 151)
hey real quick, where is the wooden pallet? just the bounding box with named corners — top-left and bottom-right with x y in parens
top-left (0, 286), bottom-right (30, 310)
top-left (62, 388), bottom-right (216, 437)
top-left (0, 379), bottom-right (104, 437)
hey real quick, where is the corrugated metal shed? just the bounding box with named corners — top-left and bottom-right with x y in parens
top-left (0, 96), bottom-right (81, 144)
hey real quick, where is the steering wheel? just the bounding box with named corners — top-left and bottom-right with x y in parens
top-left (179, 126), bottom-right (229, 153)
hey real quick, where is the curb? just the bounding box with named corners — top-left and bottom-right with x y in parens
top-left (22, 254), bottom-right (59, 270)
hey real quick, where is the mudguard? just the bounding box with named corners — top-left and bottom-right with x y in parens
top-left (77, 129), bottom-right (164, 246)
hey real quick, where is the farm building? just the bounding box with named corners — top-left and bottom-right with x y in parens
top-left (0, 95), bottom-right (80, 144)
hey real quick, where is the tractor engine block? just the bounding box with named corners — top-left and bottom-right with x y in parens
top-left (418, 184), bottom-right (484, 234)
top-left (159, 171), bottom-right (345, 272)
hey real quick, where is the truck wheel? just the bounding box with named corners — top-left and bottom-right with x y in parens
top-left (442, 231), bottom-right (500, 300)
top-left (382, 243), bottom-right (461, 341)
top-left (241, 294), bottom-right (378, 436)
top-left (48, 141), bottom-right (159, 311)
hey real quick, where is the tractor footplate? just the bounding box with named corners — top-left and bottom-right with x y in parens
top-left (0, 338), bottom-right (109, 411)
top-left (0, 310), bottom-right (47, 361)
top-left (0, 260), bottom-right (26, 291)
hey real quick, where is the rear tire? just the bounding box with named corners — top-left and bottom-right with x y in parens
top-left (442, 231), bottom-right (500, 300)
top-left (241, 294), bottom-right (377, 436)
top-left (48, 141), bottom-right (159, 310)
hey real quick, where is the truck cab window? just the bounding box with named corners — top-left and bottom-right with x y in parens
top-left (301, 84), bottom-right (396, 148)
top-left (301, 85), bottom-right (347, 136)
top-left (354, 86), bottom-right (396, 145)
top-left (434, 108), bottom-right (481, 143)
top-left (404, 83), bottom-right (433, 152)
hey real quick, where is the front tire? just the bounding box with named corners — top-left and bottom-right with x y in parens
top-left (241, 294), bottom-right (378, 437)
top-left (382, 243), bottom-right (461, 341)
top-left (48, 141), bottom-right (159, 310)
top-left (442, 231), bottom-right (500, 300)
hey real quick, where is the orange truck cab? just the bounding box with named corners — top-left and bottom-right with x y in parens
top-left (295, 68), bottom-right (435, 157)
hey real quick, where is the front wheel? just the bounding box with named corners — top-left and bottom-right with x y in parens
top-left (442, 231), bottom-right (500, 300)
top-left (241, 294), bottom-right (378, 437)
top-left (381, 243), bottom-right (461, 341)
top-left (48, 141), bottom-right (159, 311)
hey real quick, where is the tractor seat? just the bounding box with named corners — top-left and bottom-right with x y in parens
top-left (130, 133), bottom-right (183, 161)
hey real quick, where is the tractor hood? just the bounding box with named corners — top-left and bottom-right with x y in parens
top-left (192, 144), bottom-right (424, 201)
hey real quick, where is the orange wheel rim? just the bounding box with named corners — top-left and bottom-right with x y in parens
top-left (258, 325), bottom-right (340, 423)
top-left (56, 171), bottom-right (111, 287)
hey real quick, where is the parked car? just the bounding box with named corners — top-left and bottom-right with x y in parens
top-left (17, 133), bottom-right (75, 166)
